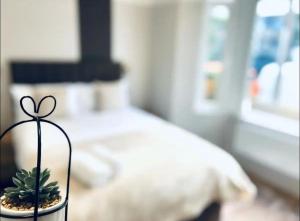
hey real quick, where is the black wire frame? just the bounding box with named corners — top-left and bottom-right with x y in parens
top-left (0, 96), bottom-right (72, 221)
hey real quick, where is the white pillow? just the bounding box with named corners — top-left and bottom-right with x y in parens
top-left (68, 83), bottom-right (95, 114)
top-left (10, 84), bottom-right (35, 121)
top-left (34, 83), bottom-right (72, 118)
top-left (94, 78), bottom-right (130, 111)
top-left (11, 83), bottom-right (95, 120)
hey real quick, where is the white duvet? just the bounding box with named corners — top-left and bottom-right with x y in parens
top-left (12, 108), bottom-right (256, 221)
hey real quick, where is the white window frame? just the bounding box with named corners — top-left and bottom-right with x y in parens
top-left (194, 0), bottom-right (235, 113)
top-left (241, 0), bottom-right (299, 136)
top-left (230, 0), bottom-right (299, 196)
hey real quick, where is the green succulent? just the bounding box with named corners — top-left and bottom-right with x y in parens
top-left (4, 168), bottom-right (60, 204)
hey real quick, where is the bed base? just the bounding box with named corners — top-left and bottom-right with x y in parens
top-left (186, 203), bottom-right (221, 221)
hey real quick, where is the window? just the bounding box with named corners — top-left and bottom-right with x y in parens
top-left (196, 0), bottom-right (233, 110)
top-left (244, 0), bottom-right (299, 120)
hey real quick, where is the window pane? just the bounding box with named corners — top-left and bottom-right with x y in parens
top-left (202, 4), bottom-right (230, 101)
top-left (245, 0), bottom-right (299, 119)
top-left (278, 13), bottom-right (299, 114)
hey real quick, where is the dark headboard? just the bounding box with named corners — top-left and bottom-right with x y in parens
top-left (11, 62), bottom-right (123, 84)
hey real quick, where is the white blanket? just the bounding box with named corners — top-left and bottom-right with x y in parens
top-left (12, 108), bottom-right (256, 221)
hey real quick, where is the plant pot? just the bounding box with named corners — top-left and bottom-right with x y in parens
top-left (0, 198), bottom-right (65, 221)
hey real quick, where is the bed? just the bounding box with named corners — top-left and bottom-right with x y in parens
top-left (9, 62), bottom-right (256, 221)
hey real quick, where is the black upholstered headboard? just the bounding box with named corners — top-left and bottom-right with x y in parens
top-left (11, 62), bottom-right (123, 84)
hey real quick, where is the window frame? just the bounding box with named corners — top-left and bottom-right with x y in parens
top-left (243, 0), bottom-right (299, 121)
top-left (194, 0), bottom-right (234, 113)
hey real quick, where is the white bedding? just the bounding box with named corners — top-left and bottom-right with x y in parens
top-left (12, 108), bottom-right (256, 221)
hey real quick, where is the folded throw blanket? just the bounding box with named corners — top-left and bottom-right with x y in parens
top-left (89, 144), bottom-right (120, 165)
top-left (71, 147), bottom-right (119, 187)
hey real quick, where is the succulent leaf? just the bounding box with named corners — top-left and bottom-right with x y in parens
top-left (4, 168), bottom-right (60, 205)
top-left (44, 181), bottom-right (58, 188)
top-left (12, 177), bottom-right (23, 188)
top-left (40, 170), bottom-right (50, 186)
top-left (31, 167), bottom-right (37, 176)
top-left (24, 177), bottom-right (35, 189)
top-left (20, 169), bottom-right (29, 176)
top-left (4, 187), bottom-right (18, 192)
top-left (15, 172), bottom-right (26, 181)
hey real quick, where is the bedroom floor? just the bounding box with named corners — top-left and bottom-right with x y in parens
top-left (222, 186), bottom-right (299, 221)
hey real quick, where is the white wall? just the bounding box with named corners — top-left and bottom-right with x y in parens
top-left (146, 3), bottom-right (178, 118)
top-left (0, 0), bottom-right (80, 62)
top-left (144, 1), bottom-right (229, 147)
top-left (112, 1), bottom-right (152, 108)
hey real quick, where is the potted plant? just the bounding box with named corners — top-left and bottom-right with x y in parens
top-left (0, 95), bottom-right (72, 221)
top-left (1, 167), bottom-right (65, 221)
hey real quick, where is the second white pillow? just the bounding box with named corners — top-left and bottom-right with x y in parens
top-left (94, 78), bottom-right (130, 111)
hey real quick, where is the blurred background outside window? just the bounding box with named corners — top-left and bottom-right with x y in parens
top-left (200, 0), bottom-right (232, 104)
top-left (244, 0), bottom-right (299, 120)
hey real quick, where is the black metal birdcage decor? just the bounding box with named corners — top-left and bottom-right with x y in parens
top-left (0, 96), bottom-right (72, 221)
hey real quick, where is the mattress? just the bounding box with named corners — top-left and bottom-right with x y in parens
top-left (12, 107), bottom-right (256, 221)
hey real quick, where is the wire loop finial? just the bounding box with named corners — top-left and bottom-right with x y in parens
top-left (20, 95), bottom-right (57, 119)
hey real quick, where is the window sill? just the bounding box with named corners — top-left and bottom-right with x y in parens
top-left (234, 118), bottom-right (299, 196)
top-left (234, 147), bottom-right (299, 196)
top-left (193, 100), bottom-right (222, 115)
top-left (241, 109), bottom-right (299, 137)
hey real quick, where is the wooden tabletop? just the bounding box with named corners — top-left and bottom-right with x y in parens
top-left (0, 132), bottom-right (17, 188)
top-left (1, 132), bottom-right (12, 145)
